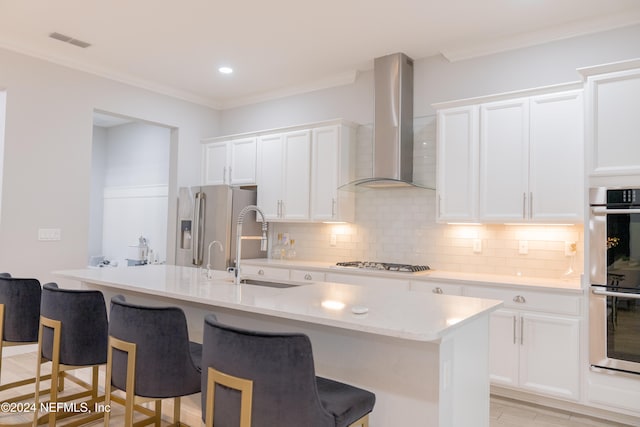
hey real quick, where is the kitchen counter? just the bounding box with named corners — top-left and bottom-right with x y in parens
top-left (55, 264), bottom-right (503, 427)
top-left (241, 258), bottom-right (583, 292)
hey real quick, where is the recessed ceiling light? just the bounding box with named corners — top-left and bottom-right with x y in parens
top-left (218, 66), bottom-right (233, 74)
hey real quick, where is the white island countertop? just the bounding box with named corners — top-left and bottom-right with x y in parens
top-left (54, 264), bottom-right (502, 342)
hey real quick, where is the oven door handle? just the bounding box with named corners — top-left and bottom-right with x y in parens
top-left (592, 288), bottom-right (640, 300)
top-left (591, 207), bottom-right (640, 215)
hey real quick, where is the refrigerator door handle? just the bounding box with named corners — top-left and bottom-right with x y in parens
top-left (193, 192), bottom-right (205, 265)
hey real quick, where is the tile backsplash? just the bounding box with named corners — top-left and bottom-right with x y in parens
top-left (269, 115), bottom-right (584, 280)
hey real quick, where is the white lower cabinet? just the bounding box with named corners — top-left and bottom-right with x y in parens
top-left (325, 272), bottom-right (410, 290)
top-left (465, 286), bottom-right (581, 401)
top-left (240, 265), bottom-right (290, 280)
top-left (409, 281), bottom-right (463, 295)
top-left (489, 309), bottom-right (580, 400)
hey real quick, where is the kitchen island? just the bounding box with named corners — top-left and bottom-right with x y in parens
top-left (55, 265), bottom-right (502, 427)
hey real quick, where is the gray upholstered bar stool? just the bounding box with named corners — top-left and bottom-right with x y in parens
top-left (33, 282), bottom-right (109, 427)
top-left (105, 295), bottom-right (202, 427)
top-left (0, 274), bottom-right (53, 412)
top-left (201, 314), bottom-right (376, 427)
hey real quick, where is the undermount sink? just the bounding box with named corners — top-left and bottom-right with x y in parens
top-left (239, 278), bottom-right (301, 288)
top-left (220, 277), bottom-right (309, 288)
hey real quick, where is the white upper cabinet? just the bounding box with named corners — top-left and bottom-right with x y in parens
top-left (582, 64), bottom-right (640, 176)
top-left (528, 91), bottom-right (583, 221)
top-left (436, 105), bottom-right (479, 222)
top-left (479, 98), bottom-right (530, 221)
top-left (210, 120), bottom-right (356, 223)
top-left (202, 137), bottom-right (257, 186)
top-left (257, 130), bottom-right (311, 221)
top-left (436, 85), bottom-right (584, 223)
top-left (310, 125), bottom-right (355, 222)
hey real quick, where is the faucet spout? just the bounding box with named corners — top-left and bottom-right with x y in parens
top-left (235, 205), bottom-right (268, 285)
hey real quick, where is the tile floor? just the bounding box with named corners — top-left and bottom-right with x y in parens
top-left (1, 350), bottom-right (636, 426)
top-left (490, 396), bottom-right (635, 427)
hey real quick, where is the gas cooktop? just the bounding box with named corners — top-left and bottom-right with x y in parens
top-left (334, 261), bottom-right (430, 273)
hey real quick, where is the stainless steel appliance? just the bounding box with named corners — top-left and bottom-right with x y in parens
top-left (175, 185), bottom-right (265, 270)
top-left (333, 261), bottom-right (430, 273)
top-left (589, 187), bottom-right (640, 375)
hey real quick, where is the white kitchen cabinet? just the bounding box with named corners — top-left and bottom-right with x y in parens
top-left (325, 272), bottom-right (410, 291)
top-left (409, 280), bottom-right (463, 295)
top-left (436, 86), bottom-right (584, 223)
top-left (436, 105), bottom-right (479, 222)
top-left (479, 98), bottom-right (530, 221)
top-left (257, 130), bottom-right (311, 221)
top-left (583, 63), bottom-right (640, 176)
top-left (465, 285), bottom-right (581, 401)
top-left (202, 137), bottom-right (257, 186)
top-left (310, 125), bottom-right (356, 222)
top-left (290, 269), bottom-right (325, 282)
top-left (528, 91), bottom-right (583, 222)
top-left (240, 264), bottom-right (290, 280)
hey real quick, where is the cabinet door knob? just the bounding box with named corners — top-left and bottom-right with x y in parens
top-left (513, 295), bottom-right (526, 303)
top-left (304, 273), bottom-right (312, 280)
top-left (432, 287), bottom-right (443, 294)
top-left (258, 269), bottom-right (264, 276)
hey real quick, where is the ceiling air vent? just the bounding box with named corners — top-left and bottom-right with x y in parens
top-left (49, 32), bottom-right (91, 48)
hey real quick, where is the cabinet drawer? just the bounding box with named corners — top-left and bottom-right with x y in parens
top-left (290, 270), bottom-right (325, 283)
top-left (325, 273), bottom-right (410, 290)
top-left (410, 281), bottom-right (463, 295)
top-left (464, 286), bottom-right (581, 316)
top-left (240, 265), bottom-right (290, 280)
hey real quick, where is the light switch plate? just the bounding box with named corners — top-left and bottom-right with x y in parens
top-left (38, 228), bottom-right (61, 241)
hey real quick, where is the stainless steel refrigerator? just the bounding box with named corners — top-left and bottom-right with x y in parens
top-left (175, 185), bottom-right (265, 270)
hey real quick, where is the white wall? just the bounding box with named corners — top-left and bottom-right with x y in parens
top-left (0, 47), bottom-right (219, 284)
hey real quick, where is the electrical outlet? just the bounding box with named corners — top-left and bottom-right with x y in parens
top-left (330, 234), bottom-right (337, 247)
top-left (565, 241), bottom-right (577, 256)
top-left (518, 240), bottom-right (528, 255)
top-left (473, 239), bottom-right (482, 253)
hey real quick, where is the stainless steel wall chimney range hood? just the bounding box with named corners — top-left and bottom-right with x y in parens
top-left (341, 52), bottom-right (432, 191)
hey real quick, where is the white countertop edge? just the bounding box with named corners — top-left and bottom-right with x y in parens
top-left (54, 267), bottom-right (503, 343)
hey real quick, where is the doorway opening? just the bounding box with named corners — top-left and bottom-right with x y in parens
top-left (88, 111), bottom-right (172, 267)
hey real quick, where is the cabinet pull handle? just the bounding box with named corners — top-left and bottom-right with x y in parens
top-left (223, 166), bottom-right (227, 183)
top-left (432, 287), bottom-right (443, 294)
top-left (229, 166), bottom-right (232, 183)
top-left (438, 194), bottom-right (442, 217)
top-left (529, 192), bottom-right (533, 219)
top-left (520, 318), bottom-right (524, 345)
top-left (277, 200), bottom-right (282, 218)
top-left (258, 269), bottom-right (264, 276)
top-left (304, 273), bottom-right (312, 280)
top-left (522, 193), bottom-right (527, 219)
top-left (513, 316), bottom-right (517, 345)
top-left (331, 198), bottom-right (336, 217)
top-left (280, 200), bottom-right (284, 218)
top-left (513, 295), bottom-right (526, 303)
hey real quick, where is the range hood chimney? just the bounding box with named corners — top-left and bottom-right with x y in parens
top-left (341, 52), bottom-right (431, 190)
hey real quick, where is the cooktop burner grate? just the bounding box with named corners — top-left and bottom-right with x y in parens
top-left (335, 261), bottom-right (430, 272)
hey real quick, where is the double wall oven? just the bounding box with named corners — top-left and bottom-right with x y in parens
top-left (589, 187), bottom-right (640, 375)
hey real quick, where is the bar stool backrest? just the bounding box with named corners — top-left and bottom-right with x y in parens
top-left (201, 314), bottom-right (334, 427)
top-left (40, 282), bottom-right (108, 366)
top-left (0, 276), bottom-right (41, 342)
top-left (108, 295), bottom-right (201, 398)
